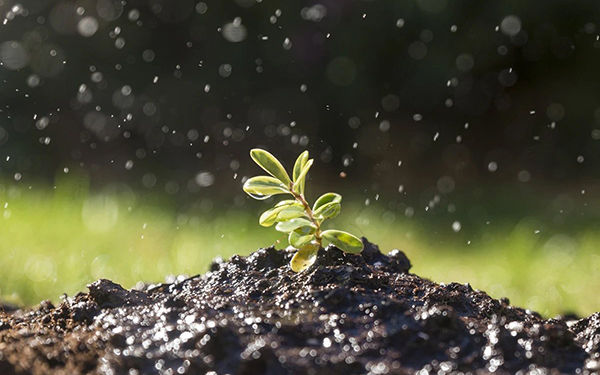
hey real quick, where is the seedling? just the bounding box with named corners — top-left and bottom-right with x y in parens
top-left (243, 148), bottom-right (364, 272)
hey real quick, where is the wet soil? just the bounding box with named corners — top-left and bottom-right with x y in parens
top-left (1, 239), bottom-right (599, 374)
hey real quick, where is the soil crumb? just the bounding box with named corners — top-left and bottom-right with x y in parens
top-left (1, 239), bottom-right (599, 374)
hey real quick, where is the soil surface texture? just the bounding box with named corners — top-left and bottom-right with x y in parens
top-left (1, 239), bottom-right (599, 375)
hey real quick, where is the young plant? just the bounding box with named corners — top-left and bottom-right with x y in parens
top-left (243, 148), bottom-right (364, 272)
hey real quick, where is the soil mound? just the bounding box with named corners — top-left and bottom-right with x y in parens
top-left (1, 239), bottom-right (599, 374)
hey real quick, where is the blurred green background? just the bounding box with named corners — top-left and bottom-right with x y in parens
top-left (2, 175), bottom-right (599, 317)
top-left (1, 0), bottom-right (600, 318)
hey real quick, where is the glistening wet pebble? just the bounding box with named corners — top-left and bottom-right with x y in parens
top-left (0, 239), bottom-right (598, 374)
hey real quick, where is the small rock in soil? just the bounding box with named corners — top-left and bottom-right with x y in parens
top-left (0, 239), bottom-right (598, 374)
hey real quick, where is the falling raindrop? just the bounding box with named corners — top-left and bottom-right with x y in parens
top-left (301, 5), bottom-right (327, 22)
top-left (518, 170), bottom-right (531, 182)
top-left (348, 117), bottom-right (360, 129)
top-left (218, 64), bottom-right (232, 78)
top-left (27, 74), bottom-right (40, 87)
top-left (128, 9), bottom-right (140, 21)
top-left (77, 17), bottom-right (99, 37)
top-left (196, 2), bottom-right (208, 14)
top-left (0, 41), bottom-right (29, 70)
top-left (35, 117), bottom-right (50, 130)
top-left (379, 120), bottom-right (390, 132)
top-left (283, 37), bottom-right (292, 50)
top-left (452, 221), bottom-right (462, 232)
top-left (115, 38), bottom-right (126, 49)
top-left (222, 18), bottom-right (247, 42)
top-left (500, 15), bottom-right (521, 36)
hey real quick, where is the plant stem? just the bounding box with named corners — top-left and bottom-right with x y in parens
top-left (289, 186), bottom-right (322, 247)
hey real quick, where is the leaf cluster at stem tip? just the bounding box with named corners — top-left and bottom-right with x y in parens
top-left (243, 148), bottom-right (364, 272)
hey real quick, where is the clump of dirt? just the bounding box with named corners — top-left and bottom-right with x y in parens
top-left (1, 239), bottom-right (599, 374)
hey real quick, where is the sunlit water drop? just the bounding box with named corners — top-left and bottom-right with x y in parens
top-left (77, 17), bottom-right (99, 37)
top-left (222, 18), bottom-right (247, 43)
top-left (282, 37), bottom-right (292, 50)
top-left (452, 221), bottom-right (462, 232)
top-left (247, 192), bottom-right (272, 200)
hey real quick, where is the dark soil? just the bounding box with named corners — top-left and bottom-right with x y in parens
top-left (1, 239), bottom-right (599, 375)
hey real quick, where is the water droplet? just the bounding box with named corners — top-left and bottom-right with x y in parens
top-left (500, 15), bottom-right (521, 37)
top-left (247, 192), bottom-right (272, 200)
top-left (518, 170), bottom-right (531, 182)
top-left (379, 120), bottom-right (390, 132)
top-left (195, 171), bottom-right (215, 187)
top-left (282, 37), bottom-right (292, 50)
top-left (35, 116), bottom-right (49, 130)
top-left (452, 221), bottom-right (462, 232)
top-left (77, 16), bottom-right (99, 37)
top-left (128, 9), bottom-right (140, 21)
top-left (0, 41), bottom-right (29, 70)
top-left (222, 18), bottom-right (247, 42)
top-left (218, 63), bottom-right (232, 77)
top-left (301, 5), bottom-right (327, 22)
top-left (196, 2), bottom-right (208, 14)
top-left (115, 37), bottom-right (126, 49)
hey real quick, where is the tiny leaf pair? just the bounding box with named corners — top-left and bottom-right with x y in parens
top-left (243, 148), bottom-right (364, 272)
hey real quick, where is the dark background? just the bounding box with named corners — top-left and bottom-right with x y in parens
top-left (1, 0), bottom-right (600, 204)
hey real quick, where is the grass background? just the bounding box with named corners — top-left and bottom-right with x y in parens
top-left (1, 177), bottom-right (599, 318)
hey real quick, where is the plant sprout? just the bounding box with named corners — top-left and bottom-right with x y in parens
top-left (243, 148), bottom-right (364, 272)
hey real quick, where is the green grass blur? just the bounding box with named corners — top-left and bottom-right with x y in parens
top-left (1, 178), bottom-right (599, 318)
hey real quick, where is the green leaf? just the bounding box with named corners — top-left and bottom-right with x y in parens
top-left (275, 218), bottom-right (313, 233)
top-left (276, 205), bottom-right (306, 221)
top-left (275, 199), bottom-right (300, 208)
top-left (243, 176), bottom-right (289, 199)
top-left (258, 205), bottom-right (288, 227)
top-left (294, 224), bottom-right (316, 236)
top-left (260, 200), bottom-right (306, 226)
top-left (292, 151), bottom-right (309, 194)
top-left (292, 151), bottom-right (309, 181)
top-left (313, 192), bottom-right (342, 212)
top-left (293, 159), bottom-right (313, 194)
top-left (289, 230), bottom-right (315, 248)
top-left (290, 242), bottom-right (319, 272)
top-left (250, 149), bottom-right (292, 186)
top-left (313, 201), bottom-right (341, 220)
top-left (321, 230), bottom-right (363, 254)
